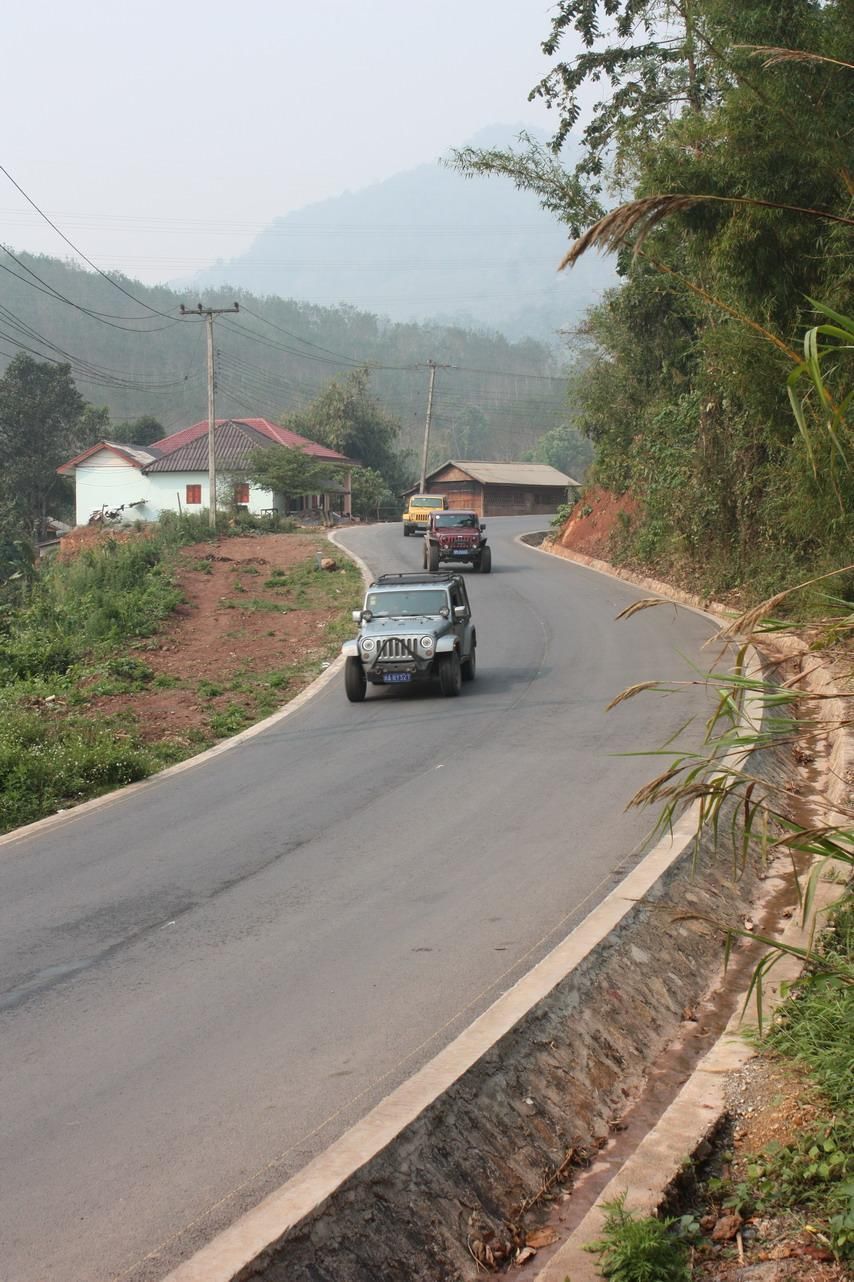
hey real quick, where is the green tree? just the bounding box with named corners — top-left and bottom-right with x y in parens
top-left (286, 368), bottom-right (409, 490)
top-left (350, 467), bottom-right (394, 520)
top-left (121, 416), bottom-right (165, 448)
top-left (0, 354), bottom-right (88, 538)
top-left (454, 0), bottom-right (853, 592)
top-left (78, 404), bottom-right (111, 445)
top-left (244, 444), bottom-right (339, 505)
top-left (528, 419), bottom-right (593, 480)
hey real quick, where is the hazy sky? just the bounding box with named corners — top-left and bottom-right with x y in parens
top-left (2, 1), bottom-right (590, 285)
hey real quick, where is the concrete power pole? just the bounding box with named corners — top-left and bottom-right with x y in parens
top-left (418, 360), bottom-right (450, 493)
top-left (180, 302), bottom-right (240, 529)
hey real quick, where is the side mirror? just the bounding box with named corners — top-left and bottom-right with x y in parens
top-left (453, 605), bottom-right (466, 620)
top-left (352, 610), bottom-right (362, 623)
top-left (480, 523), bottom-right (486, 531)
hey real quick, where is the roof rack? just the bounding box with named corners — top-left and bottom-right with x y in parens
top-left (372, 572), bottom-right (458, 585)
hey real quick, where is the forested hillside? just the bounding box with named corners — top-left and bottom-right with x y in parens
top-left (0, 251), bottom-right (586, 470)
top-left (459, 0), bottom-right (853, 598)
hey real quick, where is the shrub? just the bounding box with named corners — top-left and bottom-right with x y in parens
top-left (586, 1197), bottom-right (692, 1282)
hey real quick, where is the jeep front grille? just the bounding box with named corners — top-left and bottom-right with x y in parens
top-left (377, 637), bottom-right (418, 660)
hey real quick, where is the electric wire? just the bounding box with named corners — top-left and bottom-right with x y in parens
top-left (0, 304), bottom-right (202, 392)
top-left (0, 250), bottom-right (182, 332)
top-left (0, 164), bottom-right (180, 321)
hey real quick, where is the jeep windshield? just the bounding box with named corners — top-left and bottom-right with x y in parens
top-left (412, 496), bottom-right (444, 507)
top-left (434, 512), bottom-right (478, 528)
top-left (365, 589), bottom-right (448, 617)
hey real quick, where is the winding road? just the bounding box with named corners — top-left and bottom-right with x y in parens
top-left (0, 519), bottom-right (719, 1282)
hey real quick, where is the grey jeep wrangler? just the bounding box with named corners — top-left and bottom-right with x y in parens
top-left (341, 572), bottom-right (476, 701)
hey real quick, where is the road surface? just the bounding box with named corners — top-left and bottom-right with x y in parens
top-left (0, 519), bottom-right (719, 1281)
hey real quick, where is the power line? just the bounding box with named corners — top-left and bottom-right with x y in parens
top-left (0, 304), bottom-right (202, 392)
top-left (0, 165), bottom-right (179, 322)
top-left (0, 248), bottom-right (181, 331)
top-left (239, 305), bottom-right (371, 366)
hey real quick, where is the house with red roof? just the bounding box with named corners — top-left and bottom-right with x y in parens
top-left (59, 418), bottom-right (355, 526)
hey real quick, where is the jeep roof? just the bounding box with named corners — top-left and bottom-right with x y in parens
top-left (363, 573), bottom-right (470, 617)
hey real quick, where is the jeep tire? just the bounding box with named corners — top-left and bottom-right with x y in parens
top-left (438, 650), bottom-right (462, 697)
top-left (461, 643), bottom-right (476, 682)
top-left (344, 656), bottom-right (367, 702)
top-left (479, 546), bottom-right (492, 574)
top-left (427, 543), bottom-right (440, 573)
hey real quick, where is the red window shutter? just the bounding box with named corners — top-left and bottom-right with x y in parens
top-left (186, 484), bottom-right (202, 504)
top-left (235, 483), bottom-right (250, 505)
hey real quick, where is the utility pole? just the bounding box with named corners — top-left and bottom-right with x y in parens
top-left (180, 302), bottom-right (240, 529)
top-left (418, 359), bottom-right (450, 492)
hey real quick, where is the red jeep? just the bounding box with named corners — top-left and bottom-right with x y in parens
top-left (423, 510), bottom-right (491, 574)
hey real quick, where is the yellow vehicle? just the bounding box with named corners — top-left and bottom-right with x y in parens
top-left (402, 493), bottom-right (447, 536)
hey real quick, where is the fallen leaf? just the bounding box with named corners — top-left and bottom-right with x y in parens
top-left (526, 1227), bottom-right (558, 1249)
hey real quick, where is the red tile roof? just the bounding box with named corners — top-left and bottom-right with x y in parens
top-left (152, 418), bottom-right (353, 464)
top-left (145, 421), bottom-right (284, 473)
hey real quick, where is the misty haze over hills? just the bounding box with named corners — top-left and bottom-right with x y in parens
top-left (190, 127), bottom-right (616, 343)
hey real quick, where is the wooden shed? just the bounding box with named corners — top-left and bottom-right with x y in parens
top-left (407, 460), bottom-right (576, 517)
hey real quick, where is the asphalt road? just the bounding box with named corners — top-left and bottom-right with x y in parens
top-left (0, 519), bottom-right (720, 1282)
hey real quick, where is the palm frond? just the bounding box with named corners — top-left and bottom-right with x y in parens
top-left (720, 565), bottom-right (854, 638)
top-left (741, 45), bottom-right (854, 73)
top-left (615, 597), bottom-right (670, 620)
top-left (559, 195), bottom-right (854, 271)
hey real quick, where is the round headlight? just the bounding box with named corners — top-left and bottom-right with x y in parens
top-left (361, 637), bottom-right (376, 652)
top-left (420, 636), bottom-right (434, 650)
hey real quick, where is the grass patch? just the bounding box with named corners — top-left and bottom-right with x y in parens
top-left (703, 898), bottom-right (854, 1260)
top-left (208, 702), bottom-right (250, 737)
top-left (0, 526), bottom-right (361, 833)
top-left (0, 705), bottom-right (153, 831)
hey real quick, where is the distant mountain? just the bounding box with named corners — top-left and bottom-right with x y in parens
top-left (191, 127), bottom-right (616, 343)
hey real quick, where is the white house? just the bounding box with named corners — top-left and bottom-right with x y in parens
top-left (59, 417), bottom-right (354, 526)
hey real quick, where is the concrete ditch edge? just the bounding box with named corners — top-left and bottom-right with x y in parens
top-left (532, 868), bottom-right (845, 1282)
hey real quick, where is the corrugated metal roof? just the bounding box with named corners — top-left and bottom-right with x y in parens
top-left (150, 417), bottom-right (353, 464)
top-left (429, 460), bottom-right (578, 487)
top-left (104, 441), bottom-right (161, 466)
top-left (57, 441), bottom-right (161, 474)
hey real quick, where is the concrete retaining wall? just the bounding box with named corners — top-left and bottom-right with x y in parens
top-left (171, 738), bottom-right (792, 1282)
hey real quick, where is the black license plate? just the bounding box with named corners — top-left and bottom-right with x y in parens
top-left (383, 672), bottom-right (411, 683)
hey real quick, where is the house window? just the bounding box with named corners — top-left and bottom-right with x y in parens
top-left (234, 482), bottom-right (250, 506)
top-left (186, 484), bottom-right (202, 505)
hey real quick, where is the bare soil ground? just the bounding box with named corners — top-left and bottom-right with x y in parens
top-left (557, 487), bottom-right (640, 559)
top-left (78, 532), bottom-right (357, 751)
top-left (688, 1057), bottom-right (849, 1281)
